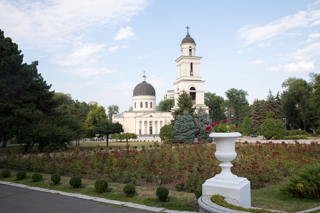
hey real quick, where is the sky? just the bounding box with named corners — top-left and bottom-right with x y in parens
top-left (1, 0), bottom-right (320, 113)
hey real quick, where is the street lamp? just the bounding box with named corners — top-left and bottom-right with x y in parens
top-left (283, 117), bottom-right (287, 136)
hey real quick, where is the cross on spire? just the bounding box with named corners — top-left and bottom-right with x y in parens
top-left (143, 71), bottom-right (145, 76)
top-left (186, 26), bottom-right (190, 34)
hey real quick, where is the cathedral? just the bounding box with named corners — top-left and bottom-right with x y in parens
top-left (113, 28), bottom-right (208, 139)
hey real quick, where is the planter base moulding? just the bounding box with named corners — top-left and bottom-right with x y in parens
top-left (202, 176), bottom-right (251, 208)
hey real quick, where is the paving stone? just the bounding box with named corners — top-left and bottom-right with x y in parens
top-left (124, 202), bottom-right (165, 212)
top-left (93, 197), bottom-right (125, 205)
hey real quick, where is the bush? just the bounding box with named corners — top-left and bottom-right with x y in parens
top-left (51, 173), bottom-right (61, 185)
top-left (194, 187), bottom-right (202, 199)
top-left (123, 183), bottom-right (136, 197)
top-left (175, 182), bottom-right (184, 191)
top-left (95, 179), bottom-right (108, 193)
top-left (32, 173), bottom-right (43, 182)
top-left (0, 169), bottom-right (11, 178)
top-left (69, 176), bottom-right (82, 188)
top-left (280, 164), bottom-right (320, 200)
top-left (156, 186), bottom-right (169, 202)
top-left (262, 118), bottom-right (285, 139)
top-left (16, 171), bottom-right (27, 180)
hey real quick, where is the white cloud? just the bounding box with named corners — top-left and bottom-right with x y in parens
top-left (72, 67), bottom-right (117, 77)
top-left (310, 20), bottom-right (320, 26)
top-left (109, 46), bottom-right (120, 53)
top-left (58, 43), bottom-right (105, 66)
top-left (283, 61), bottom-right (315, 73)
top-left (0, 0), bottom-right (148, 50)
top-left (258, 43), bottom-right (270, 47)
top-left (291, 42), bottom-right (320, 60)
top-left (114, 26), bottom-right (135, 41)
top-left (250, 60), bottom-right (266, 65)
top-left (309, 33), bottom-right (320, 38)
top-left (298, 39), bottom-right (313, 44)
top-left (238, 10), bottom-right (320, 45)
top-left (237, 50), bottom-right (244, 54)
top-left (270, 64), bottom-right (283, 72)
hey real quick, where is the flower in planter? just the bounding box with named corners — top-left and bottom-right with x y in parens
top-left (206, 119), bottom-right (236, 132)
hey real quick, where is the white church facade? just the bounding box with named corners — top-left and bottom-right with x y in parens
top-left (113, 28), bottom-right (208, 138)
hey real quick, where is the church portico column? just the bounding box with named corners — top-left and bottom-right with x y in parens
top-left (152, 121), bottom-right (155, 134)
top-left (142, 121), bottom-right (145, 135)
top-left (157, 121), bottom-right (160, 134)
top-left (136, 120), bottom-right (139, 135)
top-left (147, 121), bottom-right (150, 135)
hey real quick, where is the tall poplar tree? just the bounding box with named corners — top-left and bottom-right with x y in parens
top-left (251, 99), bottom-right (265, 135)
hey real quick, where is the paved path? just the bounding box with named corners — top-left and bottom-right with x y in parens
top-left (0, 184), bottom-right (151, 213)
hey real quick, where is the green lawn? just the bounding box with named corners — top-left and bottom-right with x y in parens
top-left (71, 141), bottom-right (160, 149)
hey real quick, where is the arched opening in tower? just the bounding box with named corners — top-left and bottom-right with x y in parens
top-left (190, 87), bottom-right (196, 104)
top-left (190, 62), bottom-right (193, 76)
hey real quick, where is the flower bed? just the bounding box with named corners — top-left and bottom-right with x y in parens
top-left (0, 142), bottom-right (319, 190)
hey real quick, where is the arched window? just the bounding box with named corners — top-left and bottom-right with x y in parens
top-left (189, 46), bottom-right (192, 56)
top-left (140, 102), bottom-right (143, 108)
top-left (190, 62), bottom-right (193, 76)
top-left (145, 102), bottom-right (148, 108)
top-left (134, 102), bottom-right (136, 108)
top-left (190, 87), bottom-right (196, 104)
top-left (150, 102), bottom-right (152, 108)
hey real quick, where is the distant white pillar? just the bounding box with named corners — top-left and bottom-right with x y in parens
top-left (142, 121), bottom-right (145, 134)
top-left (157, 121), bottom-right (160, 134)
top-left (147, 121), bottom-right (150, 135)
top-left (136, 121), bottom-right (139, 135)
top-left (162, 120), bottom-right (165, 127)
top-left (152, 120), bottom-right (155, 134)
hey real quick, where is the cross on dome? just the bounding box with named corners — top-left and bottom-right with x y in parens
top-left (186, 26), bottom-right (190, 34)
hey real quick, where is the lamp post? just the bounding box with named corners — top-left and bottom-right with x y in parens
top-left (283, 117), bottom-right (287, 136)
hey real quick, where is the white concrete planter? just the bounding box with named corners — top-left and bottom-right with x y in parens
top-left (202, 132), bottom-right (251, 208)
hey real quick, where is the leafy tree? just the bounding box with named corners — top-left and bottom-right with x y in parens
top-left (237, 117), bottom-right (253, 136)
top-left (173, 111), bottom-right (197, 143)
top-left (86, 105), bottom-right (107, 127)
top-left (120, 133), bottom-right (137, 145)
top-left (156, 99), bottom-right (174, 112)
top-left (224, 88), bottom-right (250, 126)
top-left (108, 105), bottom-right (119, 121)
top-left (172, 91), bottom-right (195, 125)
top-left (251, 99), bottom-right (265, 135)
top-left (159, 124), bottom-right (173, 141)
top-left (262, 112), bottom-right (285, 140)
top-left (204, 92), bottom-right (226, 122)
top-left (0, 29), bottom-right (55, 148)
top-left (309, 73), bottom-right (320, 133)
top-left (94, 120), bottom-right (123, 147)
top-left (193, 108), bottom-right (212, 142)
top-left (282, 77), bottom-right (311, 131)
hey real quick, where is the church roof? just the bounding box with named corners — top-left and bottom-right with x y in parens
top-left (181, 32), bottom-right (195, 44)
top-left (133, 76), bottom-right (156, 96)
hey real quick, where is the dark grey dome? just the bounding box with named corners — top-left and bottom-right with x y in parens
top-left (133, 81), bottom-right (156, 96)
top-left (181, 32), bottom-right (195, 44)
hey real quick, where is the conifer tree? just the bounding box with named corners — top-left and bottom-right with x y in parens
top-left (251, 99), bottom-right (265, 135)
top-left (265, 90), bottom-right (276, 115)
top-left (274, 92), bottom-right (284, 120)
top-left (171, 91), bottom-right (195, 124)
top-left (193, 108), bottom-right (212, 142)
top-left (173, 111), bottom-right (197, 143)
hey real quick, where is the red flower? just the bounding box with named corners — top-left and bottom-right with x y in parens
top-left (223, 119), bottom-right (228, 123)
top-left (206, 126), bottom-right (211, 131)
top-left (233, 126), bottom-right (236, 130)
top-left (211, 123), bottom-right (215, 127)
top-left (187, 176), bottom-right (190, 178)
top-left (183, 166), bottom-right (188, 170)
top-left (216, 121), bottom-right (220, 125)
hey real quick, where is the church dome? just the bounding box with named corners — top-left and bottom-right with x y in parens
top-left (181, 32), bottom-right (195, 44)
top-left (133, 75), bottom-right (156, 96)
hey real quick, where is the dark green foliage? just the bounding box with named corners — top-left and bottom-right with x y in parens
top-left (262, 113), bottom-right (285, 139)
top-left (172, 91), bottom-right (195, 123)
top-left (251, 99), bottom-right (265, 135)
top-left (287, 130), bottom-right (308, 136)
top-left (175, 182), bottom-right (184, 191)
top-left (237, 117), bottom-right (253, 136)
top-left (173, 111), bottom-right (197, 143)
top-left (94, 120), bottom-right (123, 147)
top-left (204, 92), bottom-right (226, 122)
top-left (156, 98), bottom-right (174, 112)
top-left (280, 164), bottom-right (320, 200)
top-left (273, 119), bottom-right (286, 139)
top-left (32, 173), bottom-right (43, 182)
top-left (51, 173), bottom-right (61, 184)
top-left (0, 169), bottom-right (11, 178)
top-left (123, 183), bottom-right (136, 197)
top-left (159, 124), bottom-right (173, 141)
top-left (156, 186), bottom-right (169, 202)
top-left (94, 179), bottom-right (108, 193)
top-left (16, 171), bottom-right (26, 180)
top-left (194, 187), bottom-right (202, 199)
top-left (107, 105), bottom-right (119, 121)
top-left (69, 176), bottom-right (82, 188)
top-left (193, 108), bottom-right (212, 142)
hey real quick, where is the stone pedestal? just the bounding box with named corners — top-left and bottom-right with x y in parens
top-left (202, 175), bottom-right (251, 207)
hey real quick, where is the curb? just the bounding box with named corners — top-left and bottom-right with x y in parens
top-left (0, 181), bottom-right (196, 213)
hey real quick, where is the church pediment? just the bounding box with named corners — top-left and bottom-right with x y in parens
top-left (136, 112), bottom-right (171, 119)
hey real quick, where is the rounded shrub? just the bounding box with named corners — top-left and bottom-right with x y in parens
top-left (69, 176), bottom-right (82, 188)
top-left (156, 186), bottom-right (169, 202)
top-left (94, 179), bottom-right (108, 193)
top-left (123, 183), bottom-right (136, 197)
top-left (194, 187), bottom-right (202, 199)
top-left (32, 173), bottom-right (43, 182)
top-left (1, 169), bottom-right (11, 178)
top-left (51, 173), bottom-right (61, 185)
top-left (16, 171), bottom-right (27, 180)
top-left (175, 182), bottom-right (184, 191)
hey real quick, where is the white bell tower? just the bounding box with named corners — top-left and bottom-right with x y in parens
top-left (172, 26), bottom-right (209, 112)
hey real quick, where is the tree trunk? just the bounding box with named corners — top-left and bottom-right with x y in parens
top-left (106, 134), bottom-right (109, 147)
top-left (1, 138), bottom-right (8, 148)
